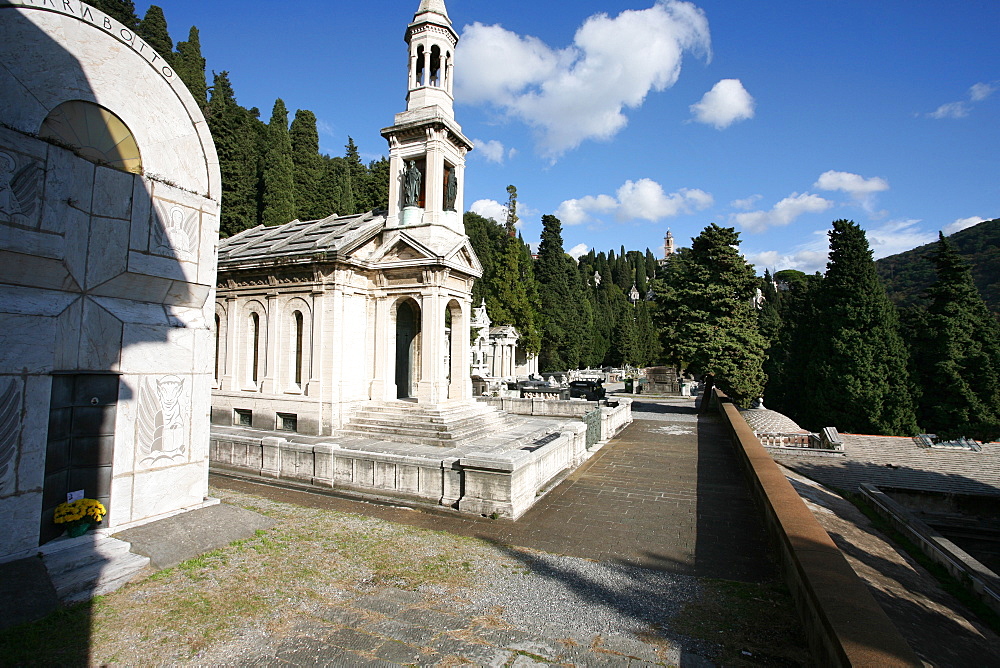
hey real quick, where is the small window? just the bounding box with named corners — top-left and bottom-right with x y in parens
top-left (234, 409), bottom-right (252, 427)
top-left (39, 100), bottom-right (142, 174)
top-left (277, 413), bottom-right (297, 432)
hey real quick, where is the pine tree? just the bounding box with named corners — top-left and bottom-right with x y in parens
top-left (657, 224), bottom-right (767, 406)
top-left (504, 185), bottom-right (519, 236)
top-left (909, 234), bottom-right (1000, 441)
top-left (174, 27), bottom-right (207, 107)
top-left (92, 0), bottom-right (139, 29)
top-left (136, 6), bottom-right (173, 63)
top-left (535, 215), bottom-right (593, 371)
top-left (801, 220), bottom-right (919, 435)
top-left (206, 72), bottom-right (258, 236)
top-left (289, 109), bottom-right (323, 220)
top-left (261, 99), bottom-right (296, 227)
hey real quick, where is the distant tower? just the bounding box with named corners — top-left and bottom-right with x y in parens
top-left (381, 0), bottom-right (473, 233)
top-left (663, 228), bottom-right (675, 259)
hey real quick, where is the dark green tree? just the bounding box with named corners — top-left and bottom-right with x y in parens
top-left (366, 157), bottom-right (390, 212)
top-left (206, 72), bottom-right (258, 236)
top-left (289, 109), bottom-right (323, 220)
top-left (908, 234), bottom-right (1000, 441)
top-left (801, 220), bottom-right (919, 435)
top-left (174, 26), bottom-right (207, 106)
top-left (92, 0), bottom-right (139, 28)
top-left (535, 215), bottom-right (592, 371)
top-left (261, 99), bottom-right (296, 227)
top-left (657, 224), bottom-right (766, 406)
top-left (344, 137), bottom-right (368, 214)
top-left (136, 5), bottom-right (173, 63)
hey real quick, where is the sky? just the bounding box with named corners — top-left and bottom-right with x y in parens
top-left (139, 0), bottom-right (998, 274)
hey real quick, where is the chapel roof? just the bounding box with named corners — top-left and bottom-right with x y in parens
top-left (740, 408), bottom-right (809, 435)
top-left (218, 211), bottom-right (383, 266)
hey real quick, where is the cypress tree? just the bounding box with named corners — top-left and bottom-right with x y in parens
top-left (344, 137), bottom-right (367, 214)
top-left (92, 0), bottom-right (140, 29)
top-left (136, 6), bottom-right (173, 63)
top-left (657, 224), bottom-right (767, 406)
top-left (261, 99), bottom-right (296, 227)
top-left (801, 220), bottom-right (919, 435)
top-left (909, 234), bottom-right (1000, 441)
top-left (174, 27), bottom-right (207, 107)
top-left (289, 109), bottom-right (323, 220)
top-left (536, 215), bottom-right (572, 371)
top-left (206, 72), bottom-right (258, 236)
top-left (366, 157), bottom-right (390, 212)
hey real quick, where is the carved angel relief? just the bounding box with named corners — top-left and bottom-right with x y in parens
top-left (0, 377), bottom-right (22, 492)
top-left (0, 151), bottom-right (42, 223)
top-left (135, 375), bottom-right (188, 467)
top-left (153, 204), bottom-right (199, 261)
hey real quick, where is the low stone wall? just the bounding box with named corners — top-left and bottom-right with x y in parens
top-left (711, 389), bottom-right (921, 667)
top-left (861, 483), bottom-right (1000, 616)
top-left (476, 397), bottom-right (632, 447)
top-left (210, 421), bottom-right (589, 520)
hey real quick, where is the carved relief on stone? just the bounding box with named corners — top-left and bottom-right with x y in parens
top-left (152, 203), bottom-right (199, 261)
top-left (0, 151), bottom-right (42, 225)
top-left (135, 375), bottom-right (188, 467)
top-left (0, 377), bottom-right (22, 494)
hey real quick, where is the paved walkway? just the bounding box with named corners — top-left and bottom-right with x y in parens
top-left (214, 397), bottom-right (775, 583)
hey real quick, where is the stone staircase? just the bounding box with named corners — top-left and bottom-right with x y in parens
top-left (39, 532), bottom-right (150, 605)
top-left (339, 401), bottom-right (513, 447)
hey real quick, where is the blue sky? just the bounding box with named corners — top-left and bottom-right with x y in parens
top-left (141, 0), bottom-right (998, 273)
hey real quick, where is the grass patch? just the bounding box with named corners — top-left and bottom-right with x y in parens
top-left (671, 578), bottom-right (810, 667)
top-left (846, 492), bottom-right (1000, 635)
top-left (0, 599), bottom-right (102, 666)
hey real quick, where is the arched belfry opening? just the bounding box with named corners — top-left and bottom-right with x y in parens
top-left (395, 299), bottom-right (421, 399)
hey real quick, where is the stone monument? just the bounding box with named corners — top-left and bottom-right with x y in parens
top-left (0, 1), bottom-right (220, 561)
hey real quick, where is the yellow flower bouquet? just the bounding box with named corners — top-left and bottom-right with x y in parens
top-left (54, 498), bottom-right (106, 537)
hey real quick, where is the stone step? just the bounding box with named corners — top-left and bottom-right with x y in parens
top-left (40, 534), bottom-right (133, 576)
top-left (340, 422), bottom-right (495, 447)
top-left (51, 551), bottom-right (150, 604)
top-left (357, 405), bottom-right (499, 423)
top-left (347, 412), bottom-right (507, 432)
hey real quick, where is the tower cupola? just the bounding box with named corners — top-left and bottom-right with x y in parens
top-left (405, 0), bottom-right (458, 115)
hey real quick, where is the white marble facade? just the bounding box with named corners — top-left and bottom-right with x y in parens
top-left (0, 1), bottom-right (220, 561)
top-left (212, 0), bottom-right (481, 439)
top-left (469, 301), bottom-right (539, 380)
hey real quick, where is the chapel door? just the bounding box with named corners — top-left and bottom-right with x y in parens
top-left (40, 373), bottom-right (117, 544)
top-left (395, 302), bottom-right (418, 399)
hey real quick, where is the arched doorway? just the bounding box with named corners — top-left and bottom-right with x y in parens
top-left (395, 300), bottom-right (420, 398)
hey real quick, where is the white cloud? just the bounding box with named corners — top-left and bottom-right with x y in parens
top-left (470, 199), bottom-right (508, 224)
top-left (316, 119), bottom-right (336, 137)
top-left (867, 219), bottom-right (935, 259)
top-left (928, 101), bottom-right (970, 119)
top-left (732, 193), bottom-right (833, 233)
top-left (944, 216), bottom-right (985, 235)
top-left (472, 138), bottom-right (508, 164)
top-left (731, 194), bottom-right (762, 210)
top-left (567, 243), bottom-right (589, 259)
top-left (969, 82), bottom-right (998, 102)
top-left (814, 170), bottom-right (889, 212)
top-left (689, 78), bottom-right (755, 129)
top-left (928, 81), bottom-right (997, 119)
top-left (458, 1), bottom-right (711, 158)
top-left (746, 249), bottom-right (828, 275)
top-left (556, 194), bottom-right (618, 226)
top-left (556, 179), bottom-right (712, 225)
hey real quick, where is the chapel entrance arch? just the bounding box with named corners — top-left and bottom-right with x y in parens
top-left (395, 299), bottom-right (421, 399)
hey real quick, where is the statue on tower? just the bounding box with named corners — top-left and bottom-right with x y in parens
top-left (403, 160), bottom-right (422, 208)
top-left (444, 168), bottom-right (457, 211)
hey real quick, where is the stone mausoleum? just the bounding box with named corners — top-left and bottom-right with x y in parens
top-left (209, 0), bottom-right (631, 519)
top-left (0, 0), bottom-right (220, 562)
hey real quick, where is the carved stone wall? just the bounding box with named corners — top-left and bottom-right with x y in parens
top-left (0, 2), bottom-right (220, 561)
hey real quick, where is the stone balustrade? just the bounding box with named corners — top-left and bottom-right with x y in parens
top-left (476, 396), bottom-right (632, 448)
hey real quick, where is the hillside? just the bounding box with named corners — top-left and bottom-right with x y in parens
top-left (876, 218), bottom-right (1000, 315)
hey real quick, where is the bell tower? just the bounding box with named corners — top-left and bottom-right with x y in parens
top-left (382, 0), bottom-right (473, 233)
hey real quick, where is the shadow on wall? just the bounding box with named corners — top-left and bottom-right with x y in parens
top-left (1, 4), bottom-right (215, 663)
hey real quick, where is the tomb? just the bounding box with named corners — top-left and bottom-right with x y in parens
top-left (0, 1), bottom-right (219, 563)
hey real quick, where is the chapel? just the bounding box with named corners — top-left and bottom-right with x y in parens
top-left (211, 0), bottom-right (482, 437)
